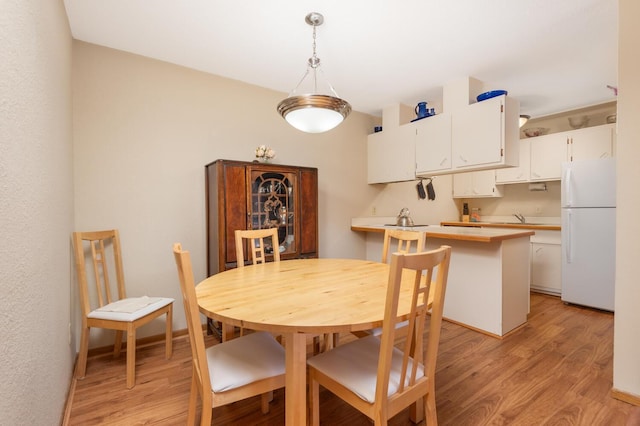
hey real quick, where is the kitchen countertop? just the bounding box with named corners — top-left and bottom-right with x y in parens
top-left (440, 221), bottom-right (560, 231)
top-left (351, 224), bottom-right (534, 243)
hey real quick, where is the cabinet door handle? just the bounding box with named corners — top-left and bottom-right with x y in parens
top-left (440, 158), bottom-right (448, 166)
top-left (458, 155), bottom-right (468, 164)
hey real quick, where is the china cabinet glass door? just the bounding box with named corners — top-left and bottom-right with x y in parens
top-left (249, 169), bottom-right (297, 256)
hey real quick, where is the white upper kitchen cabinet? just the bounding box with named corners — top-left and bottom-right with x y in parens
top-left (368, 78), bottom-right (521, 183)
top-left (367, 124), bottom-right (416, 184)
top-left (528, 123), bottom-right (615, 182)
top-left (414, 113), bottom-right (452, 175)
top-left (451, 95), bottom-right (520, 171)
top-left (496, 138), bottom-right (531, 184)
top-left (567, 123), bottom-right (615, 161)
top-left (453, 170), bottom-right (503, 198)
top-left (529, 133), bottom-right (568, 181)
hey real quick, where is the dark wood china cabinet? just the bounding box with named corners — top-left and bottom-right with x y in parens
top-left (205, 159), bottom-right (318, 276)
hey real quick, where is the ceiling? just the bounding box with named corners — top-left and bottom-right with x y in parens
top-left (63, 0), bottom-right (618, 119)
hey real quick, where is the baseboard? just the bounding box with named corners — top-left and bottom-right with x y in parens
top-left (60, 374), bottom-right (76, 426)
top-left (612, 388), bottom-right (640, 406)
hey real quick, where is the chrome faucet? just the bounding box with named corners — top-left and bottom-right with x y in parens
top-left (514, 213), bottom-right (526, 224)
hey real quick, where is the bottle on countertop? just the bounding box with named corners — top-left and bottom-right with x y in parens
top-left (462, 203), bottom-right (470, 223)
top-left (471, 207), bottom-right (481, 222)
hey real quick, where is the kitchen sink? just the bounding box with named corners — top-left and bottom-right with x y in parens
top-left (384, 224), bottom-right (429, 227)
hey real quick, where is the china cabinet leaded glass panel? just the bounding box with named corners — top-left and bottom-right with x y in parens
top-left (250, 170), bottom-right (296, 256)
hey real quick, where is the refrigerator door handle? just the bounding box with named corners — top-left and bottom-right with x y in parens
top-left (565, 210), bottom-right (573, 263)
top-left (564, 167), bottom-right (573, 207)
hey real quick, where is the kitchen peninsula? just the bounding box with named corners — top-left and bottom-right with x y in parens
top-left (352, 223), bottom-right (534, 337)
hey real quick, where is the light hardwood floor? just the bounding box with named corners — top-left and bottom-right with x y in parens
top-left (65, 293), bottom-right (636, 425)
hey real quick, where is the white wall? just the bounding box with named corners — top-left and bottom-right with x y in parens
top-left (71, 41), bottom-right (380, 347)
top-left (613, 0), bottom-right (640, 401)
top-left (0, 1), bottom-right (74, 424)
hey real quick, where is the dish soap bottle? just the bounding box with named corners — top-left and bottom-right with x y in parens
top-left (471, 208), bottom-right (481, 222)
top-left (462, 203), bottom-right (470, 223)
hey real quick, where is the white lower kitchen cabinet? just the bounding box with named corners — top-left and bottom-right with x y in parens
top-left (530, 230), bottom-right (562, 295)
top-left (453, 170), bottom-right (503, 198)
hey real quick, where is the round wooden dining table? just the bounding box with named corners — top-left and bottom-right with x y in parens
top-left (196, 257), bottom-right (417, 426)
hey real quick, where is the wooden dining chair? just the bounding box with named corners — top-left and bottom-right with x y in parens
top-left (307, 245), bottom-right (452, 426)
top-left (382, 228), bottom-right (426, 263)
top-left (353, 228), bottom-right (427, 339)
top-left (72, 230), bottom-right (173, 389)
top-left (172, 243), bottom-right (286, 425)
top-left (234, 228), bottom-right (281, 268)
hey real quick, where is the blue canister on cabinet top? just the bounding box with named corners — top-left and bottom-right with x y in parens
top-left (415, 102), bottom-right (428, 118)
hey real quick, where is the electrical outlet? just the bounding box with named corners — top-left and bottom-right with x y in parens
top-left (372, 206), bottom-right (377, 216)
top-left (535, 206), bottom-right (542, 214)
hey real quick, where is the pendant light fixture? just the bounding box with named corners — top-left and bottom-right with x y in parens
top-left (519, 115), bottom-right (530, 128)
top-left (277, 12), bottom-right (351, 133)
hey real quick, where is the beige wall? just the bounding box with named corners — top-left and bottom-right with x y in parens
top-left (455, 181), bottom-right (561, 220)
top-left (0, 0), bottom-right (74, 424)
top-left (71, 41), bottom-right (380, 347)
top-left (614, 0), bottom-right (640, 400)
top-left (362, 176), bottom-right (459, 224)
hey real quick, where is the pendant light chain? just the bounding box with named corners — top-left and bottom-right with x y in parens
top-left (309, 20), bottom-right (341, 98)
top-left (310, 21), bottom-right (319, 93)
top-left (276, 12), bottom-right (351, 133)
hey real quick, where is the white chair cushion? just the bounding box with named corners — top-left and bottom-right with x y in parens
top-left (207, 331), bottom-right (285, 393)
top-left (88, 296), bottom-right (173, 322)
top-left (307, 335), bottom-right (424, 403)
top-left (368, 320), bottom-right (409, 337)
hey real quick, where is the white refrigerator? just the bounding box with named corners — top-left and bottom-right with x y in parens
top-left (561, 158), bottom-right (616, 311)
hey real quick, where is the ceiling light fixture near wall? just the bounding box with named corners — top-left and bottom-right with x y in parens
top-left (277, 12), bottom-right (351, 133)
top-left (519, 115), bottom-right (530, 128)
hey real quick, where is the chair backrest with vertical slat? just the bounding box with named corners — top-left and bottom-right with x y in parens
top-left (375, 245), bottom-right (451, 404)
top-left (381, 228), bottom-right (426, 264)
top-left (234, 228), bottom-right (280, 268)
top-left (73, 229), bottom-right (127, 315)
top-left (173, 243), bottom-right (212, 398)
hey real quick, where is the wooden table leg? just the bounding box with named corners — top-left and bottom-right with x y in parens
top-left (221, 322), bottom-right (235, 342)
top-left (285, 332), bottom-right (308, 426)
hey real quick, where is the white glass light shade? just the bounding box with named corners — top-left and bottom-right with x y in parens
top-left (519, 115), bottom-right (531, 128)
top-left (285, 108), bottom-right (343, 133)
top-left (277, 94), bottom-right (351, 133)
